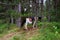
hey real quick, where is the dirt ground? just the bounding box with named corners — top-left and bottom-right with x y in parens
top-left (0, 27), bottom-right (39, 40)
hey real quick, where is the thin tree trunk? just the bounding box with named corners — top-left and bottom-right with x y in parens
top-left (41, 0), bottom-right (44, 22)
top-left (46, 0), bottom-right (51, 22)
top-left (11, 16), bottom-right (14, 24)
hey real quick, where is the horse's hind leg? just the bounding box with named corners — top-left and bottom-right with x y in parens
top-left (33, 17), bottom-right (38, 29)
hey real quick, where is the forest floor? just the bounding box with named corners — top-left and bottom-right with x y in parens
top-left (0, 22), bottom-right (60, 40)
top-left (0, 27), bottom-right (39, 40)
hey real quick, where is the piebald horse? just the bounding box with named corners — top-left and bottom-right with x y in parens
top-left (21, 17), bottom-right (41, 30)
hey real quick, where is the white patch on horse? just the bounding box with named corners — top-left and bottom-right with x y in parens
top-left (24, 18), bottom-right (32, 30)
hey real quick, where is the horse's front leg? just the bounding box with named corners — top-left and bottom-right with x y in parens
top-left (24, 22), bottom-right (28, 30)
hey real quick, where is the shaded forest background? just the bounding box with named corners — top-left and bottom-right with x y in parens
top-left (0, 0), bottom-right (60, 23)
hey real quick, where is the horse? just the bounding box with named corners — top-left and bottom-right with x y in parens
top-left (21, 16), bottom-right (41, 30)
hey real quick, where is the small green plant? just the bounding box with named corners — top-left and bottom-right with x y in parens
top-left (13, 36), bottom-right (20, 40)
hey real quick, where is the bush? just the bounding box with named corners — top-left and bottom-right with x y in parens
top-left (37, 22), bottom-right (60, 33)
top-left (0, 23), bottom-right (17, 34)
top-left (0, 24), bottom-right (8, 33)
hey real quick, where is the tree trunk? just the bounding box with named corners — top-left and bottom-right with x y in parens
top-left (46, 0), bottom-right (51, 22)
top-left (16, 17), bottom-right (21, 27)
top-left (41, 0), bottom-right (44, 22)
top-left (16, 3), bottom-right (21, 28)
top-left (11, 16), bottom-right (14, 24)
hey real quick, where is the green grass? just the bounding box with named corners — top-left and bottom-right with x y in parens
top-left (0, 22), bottom-right (60, 40)
top-left (0, 23), bottom-right (19, 37)
top-left (11, 22), bottom-right (60, 40)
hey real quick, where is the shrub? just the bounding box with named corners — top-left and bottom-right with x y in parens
top-left (0, 24), bottom-right (8, 33)
top-left (37, 22), bottom-right (60, 33)
top-left (0, 23), bottom-right (17, 34)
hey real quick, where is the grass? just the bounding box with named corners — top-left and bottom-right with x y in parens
top-left (11, 22), bottom-right (60, 40)
top-left (0, 22), bottom-right (60, 40)
top-left (0, 23), bottom-right (19, 37)
top-left (11, 28), bottom-right (39, 40)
